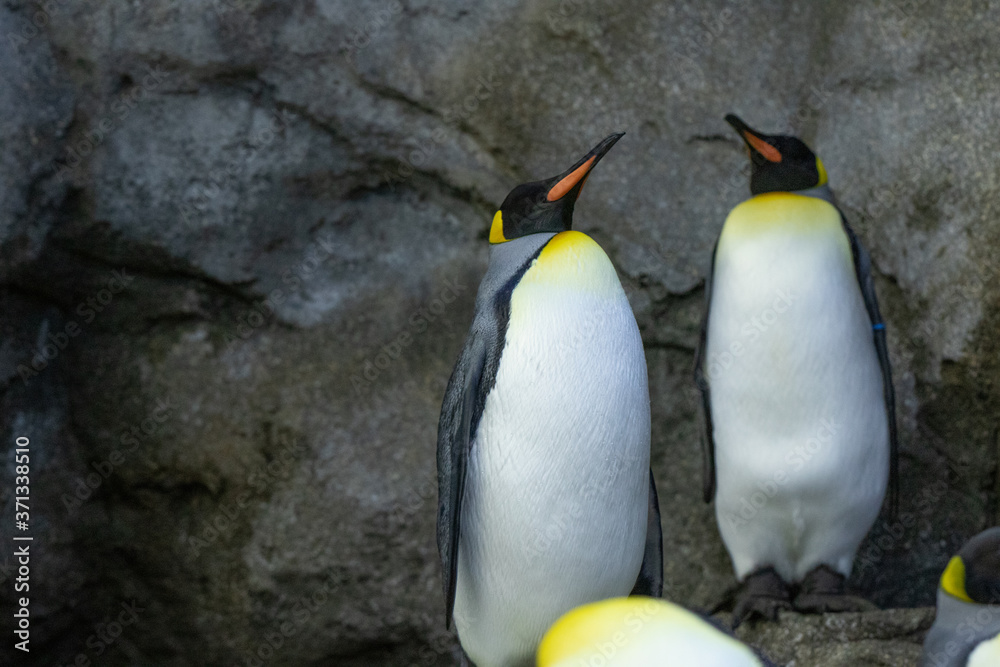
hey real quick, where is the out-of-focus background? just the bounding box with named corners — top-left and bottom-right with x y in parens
top-left (0, 1), bottom-right (997, 665)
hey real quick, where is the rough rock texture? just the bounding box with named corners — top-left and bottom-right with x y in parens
top-left (735, 608), bottom-right (935, 667)
top-left (0, 0), bottom-right (998, 665)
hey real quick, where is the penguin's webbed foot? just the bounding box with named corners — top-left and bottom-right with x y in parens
top-left (793, 564), bottom-right (877, 614)
top-left (732, 567), bottom-right (793, 628)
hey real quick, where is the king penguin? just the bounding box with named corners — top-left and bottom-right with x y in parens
top-left (437, 133), bottom-right (663, 666)
top-left (693, 114), bottom-right (899, 625)
top-left (537, 596), bottom-right (775, 667)
top-left (921, 527), bottom-right (1000, 667)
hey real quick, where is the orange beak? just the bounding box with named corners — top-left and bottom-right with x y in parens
top-left (725, 114), bottom-right (782, 163)
top-left (546, 133), bottom-right (625, 202)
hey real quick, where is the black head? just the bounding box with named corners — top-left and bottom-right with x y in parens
top-left (489, 133), bottom-right (624, 244)
top-left (725, 114), bottom-right (829, 195)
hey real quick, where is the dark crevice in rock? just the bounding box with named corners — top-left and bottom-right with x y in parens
top-left (362, 158), bottom-right (497, 215)
top-left (44, 239), bottom-right (262, 302)
top-left (125, 479), bottom-right (221, 499)
top-left (351, 74), bottom-right (441, 120)
top-left (687, 133), bottom-right (735, 144)
top-left (644, 339), bottom-right (696, 354)
top-left (196, 64), bottom-right (268, 92)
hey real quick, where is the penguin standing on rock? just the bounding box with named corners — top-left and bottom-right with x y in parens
top-left (437, 134), bottom-right (662, 666)
top-left (921, 528), bottom-right (1000, 667)
top-left (694, 114), bottom-right (898, 626)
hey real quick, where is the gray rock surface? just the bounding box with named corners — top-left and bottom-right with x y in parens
top-left (0, 0), bottom-right (998, 665)
top-left (735, 608), bottom-right (935, 667)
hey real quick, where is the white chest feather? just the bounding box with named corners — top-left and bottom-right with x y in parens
top-left (968, 634), bottom-right (1000, 667)
top-left (706, 194), bottom-right (889, 581)
top-left (455, 231), bottom-right (651, 667)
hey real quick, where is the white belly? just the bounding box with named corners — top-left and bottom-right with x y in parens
top-left (454, 241), bottom-right (650, 666)
top-left (706, 222), bottom-right (888, 582)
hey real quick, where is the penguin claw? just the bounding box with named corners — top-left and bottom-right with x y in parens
top-left (731, 567), bottom-right (793, 629)
top-left (792, 564), bottom-right (877, 614)
top-left (732, 595), bottom-right (793, 628)
top-left (793, 593), bottom-right (878, 614)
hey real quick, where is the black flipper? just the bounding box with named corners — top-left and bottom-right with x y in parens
top-left (693, 240), bottom-right (720, 503)
top-left (840, 215), bottom-right (899, 519)
top-left (435, 243), bottom-right (545, 630)
top-left (436, 332), bottom-right (487, 629)
top-left (630, 468), bottom-right (664, 597)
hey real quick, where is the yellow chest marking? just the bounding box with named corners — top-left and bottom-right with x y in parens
top-left (515, 231), bottom-right (621, 296)
top-left (718, 192), bottom-right (851, 262)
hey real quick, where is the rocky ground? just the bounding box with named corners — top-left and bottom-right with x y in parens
top-left (1, 0), bottom-right (998, 665)
top-left (736, 608), bottom-right (934, 666)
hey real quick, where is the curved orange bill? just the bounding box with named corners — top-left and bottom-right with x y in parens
top-left (725, 114), bottom-right (782, 163)
top-left (546, 132), bottom-right (625, 202)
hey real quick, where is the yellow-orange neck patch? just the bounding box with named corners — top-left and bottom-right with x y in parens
top-left (941, 556), bottom-right (974, 603)
top-left (489, 210), bottom-right (507, 244)
top-left (816, 157), bottom-right (829, 186)
top-left (720, 191), bottom-right (844, 239)
top-left (514, 231), bottom-right (619, 296)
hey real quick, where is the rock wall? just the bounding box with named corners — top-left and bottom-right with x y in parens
top-left (1, 0), bottom-right (998, 665)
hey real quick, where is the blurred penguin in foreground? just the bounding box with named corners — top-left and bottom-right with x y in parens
top-left (537, 596), bottom-right (775, 666)
top-left (922, 528), bottom-right (1000, 667)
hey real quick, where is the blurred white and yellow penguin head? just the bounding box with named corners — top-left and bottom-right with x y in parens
top-left (537, 597), bottom-right (765, 667)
